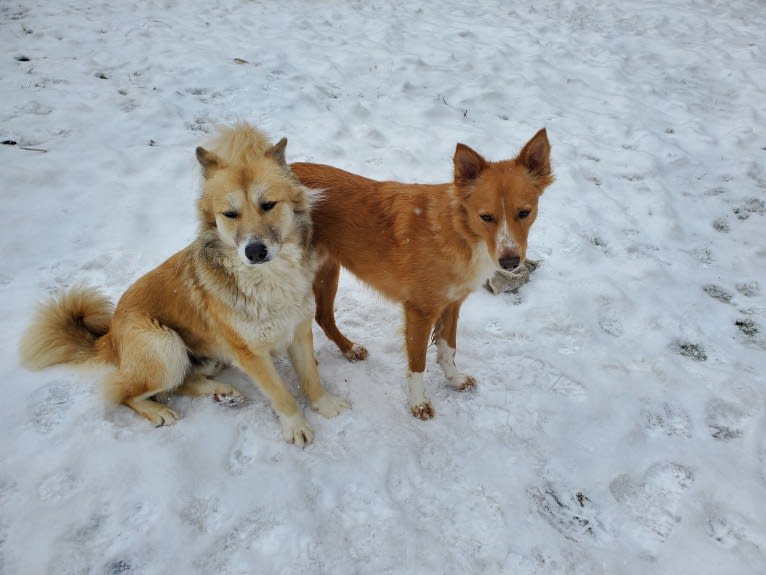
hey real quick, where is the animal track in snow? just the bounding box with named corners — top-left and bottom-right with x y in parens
top-left (597, 297), bottom-right (624, 338)
top-left (27, 380), bottom-right (76, 434)
top-left (732, 198), bottom-right (765, 220)
top-left (705, 397), bottom-right (754, 440)
top-left (226, 424), bottom-right (262, 475)
top-left (702, 284), bottom-right (732, 304)
top-left (712, 217), bottom-right (730, 233)
top-left (672, 340), bottom-right (707, 362)
top-left (548, 372), bottom-right (587, 400)
top-left (640, 401), bottom-right (692, 438)
top-left (192, 510), bottom-right (279, 573)
top-left (736, 281), bottom-right (760, 297)
top-left (610, 462), bottom-right (694, 544)
top-left (0, 476), bottom-right (18, 504)
top-left (180, 496), bottom-right (220, 534)
top-left (37, 468), bottom-right (82, 502)
top-left (529, 482), bottom-right (610, 545)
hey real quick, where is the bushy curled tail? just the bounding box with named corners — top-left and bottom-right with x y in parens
top-left (19, 286), bottom-right (114, 370)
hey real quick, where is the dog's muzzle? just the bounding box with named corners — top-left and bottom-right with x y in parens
top-left (498, 246), bottom-right (525, 274)
top-left (499, 251), bottom-right (521, 272)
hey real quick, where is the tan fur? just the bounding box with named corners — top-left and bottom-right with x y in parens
top-left (19, 123), bottom-right (348, 445)
top-left (291, 129), bottom-right (553, 419)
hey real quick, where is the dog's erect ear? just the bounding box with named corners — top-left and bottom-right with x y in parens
top-left (196, 146), bottom-right (224, 179)
top-left (453, 143), bottom-right (487, 185)
top-left (266, 137), bottom-right (288, 167)
top-left (518, 128), bottom-right (553, 189)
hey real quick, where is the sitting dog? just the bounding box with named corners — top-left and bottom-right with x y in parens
top-left (20, 123), bottom-right (349, 446)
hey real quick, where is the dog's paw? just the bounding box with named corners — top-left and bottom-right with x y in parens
top-left (212, 384), bottom-right (244, 407)
top-left (411, 401), bottom-right (435, 420)
top-left (279, 412), bottom-right (314, 447)
top-left (150, 406), bottom-right (181, 427)
top-left (343, 344), bottom-right (368, 362)
top-left (448, 374), bottom-right (477, 392)
top-left (312, 392), bottom-right (351, 418)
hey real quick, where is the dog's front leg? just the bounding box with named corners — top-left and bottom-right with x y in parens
top-left (434, 300), bottom-right (477, 391)
top-left (288, 317), bottom-right (350, 418)
top-left (233, 346), bottom-right (313, 447)
top-left (404, 303), bottom-right (438, 420)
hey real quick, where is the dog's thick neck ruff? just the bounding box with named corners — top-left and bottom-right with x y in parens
top-left (194, 229), bottom-right (315, 318)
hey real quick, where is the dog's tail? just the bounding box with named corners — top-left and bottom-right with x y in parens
top-left (19, 286), bottom-right (115, 370)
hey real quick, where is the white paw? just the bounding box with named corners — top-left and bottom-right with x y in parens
top-left (343, 344), bottom-right (368, 362)
top-left (447, 374), bottom-right (477, 392)
top-left (411, 401), bottom-right (435, 420)
top-left (213, 385), bottom-right (244, 407)
top-left (407, 371), bottom-right (434, 420)
top-left (279, 412), bottom-right (314, 447)
top-left (313, 392), bottom-right (351, 418)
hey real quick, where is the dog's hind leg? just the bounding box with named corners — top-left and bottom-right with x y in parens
top-left (288, 317), bottom-right (350, 418)
top-left (314, 258), bottom-right (368, 361)
top-left (105, 316), bottom-right (190, 427)
top-left (404, 302), bottom-right (439, 420)
top-left (433, 300), bottom-right (477, 391)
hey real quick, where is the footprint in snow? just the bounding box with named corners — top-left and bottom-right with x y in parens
top-left (736, 281), bottom-right (760, 297)
top-left (529, 482), bottom-right (610, 545)
top-left (597, 297), bottom-right (624, 338)
top-left (733, 198), bottom-right (766, 220)
top-left (37, 468), bottom-right (82, 502)
top-left (180, 496), bottom-right (220, 534)
top-left (0, 475), bottom-right (18, 503)
top-left (640, 400), bottom-right (692, 438)
top-left (105, 559), bottom-right (135, 575)
top-left (610, 462), bottom-right (694, 545)
top-left (712, 217), bottom-right (730, 233)
top-left (702, 284), bottom-right (732, 304)
top-left (705, 397), bottom-right (755, 440)
top-left (27, 380), bottom-right (77, 434)
top-left (671, 340), bottom-right (707, 362)
top-left (192, 511), bottom-right (278, 573)
top-left (702, 501), bottom-right (766, 568)
top-left (548, 371), bottom-right (587, 401)
top-left (226, 423), bottom-right (262, 475)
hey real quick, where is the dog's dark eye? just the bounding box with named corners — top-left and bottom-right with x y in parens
top-left (261, 201), bottom-right (277, 212)
top-left (480, 213), bottom-right (495, 223)
top-left (222, 210), bottom-right (238, 219)
top-left (517, 209), bottom-right (531, 220)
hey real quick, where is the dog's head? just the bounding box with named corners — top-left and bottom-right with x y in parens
top-left (453, 128), bottom-right (553, 271)
top-left (196, 137), bottom-right (311, 266)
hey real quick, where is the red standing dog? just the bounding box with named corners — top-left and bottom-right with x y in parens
top-left (292, 129), bottom-right (553, 419)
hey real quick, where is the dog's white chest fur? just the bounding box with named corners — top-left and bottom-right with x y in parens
top-left (230, 246), bottom-right (316, 350)
top-left (445, 240), bottom-right (497, 301)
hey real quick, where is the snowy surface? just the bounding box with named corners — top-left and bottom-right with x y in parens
top-left (2, 0), bottom-right (766, 573)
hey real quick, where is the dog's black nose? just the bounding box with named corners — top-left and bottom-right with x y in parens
top-left (499, 253), bottom-right (521, 270)
top-left (245, 241), bottom-right (269, 264)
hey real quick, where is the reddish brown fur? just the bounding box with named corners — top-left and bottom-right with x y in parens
top-left (291, 129), bottom-right (553, 418)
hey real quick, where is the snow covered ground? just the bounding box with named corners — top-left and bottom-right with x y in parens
top-left (2, 0), bottom-right (765, 573)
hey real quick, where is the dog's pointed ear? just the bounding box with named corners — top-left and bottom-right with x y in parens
top-left (196, 146), bottom-right (224, 179)
top-left (518, 128), bottom-right (553, 190)
top-left (453, 143), bottom-right (487, 185)
top-left (266, 137), bottom-right (288, 167)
